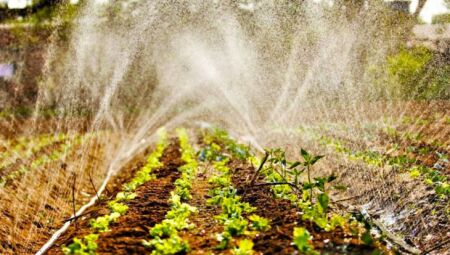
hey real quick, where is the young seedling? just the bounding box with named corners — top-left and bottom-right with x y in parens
top-left (232, 239), bottom-right (254, 255)
top-left (292, 227), bottom-right (318, 255)
top-left (298, 149), bottom-right (324, 204)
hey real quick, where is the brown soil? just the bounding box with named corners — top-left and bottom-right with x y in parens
top-left (228, 160), bottom-right (378, 255)
top-left (46, 139), bottom-right (183, 255)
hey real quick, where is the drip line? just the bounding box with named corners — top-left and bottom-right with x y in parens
top-left (35, 169), bottom-right (114, 255)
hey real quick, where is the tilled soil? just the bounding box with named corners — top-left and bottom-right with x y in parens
top-left (46, 139), bottom-right (183, 255)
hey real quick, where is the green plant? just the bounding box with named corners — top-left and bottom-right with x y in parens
top-left (299, 149), bottom-right (324, 203)
top-left (200, 128), bottom-right (250, 161)
top-left (115, 191), bottom-right (136, 201)
top-left (89, 212), bottom-right (120, 232)
top-left (143, 234), bottom-right (190, 255)
top-left (174, 177), bottom-right (193, 200)
top-left (232, 239), bottom-right (254, 255)
top-left (292, 227), bottom-right (318, 255)
top-left (385, 46), bottom-right (449, 99)
top-left (108, 201), bottom-right (128, 215)
top-left (62, 234), bottom-right (98, 255)
top-left (321, 135), bottom-right (449, 199)
top-left (63, 130), bottom-right (168, 254)
top-left (143, 129), bottom-right (198, 254)
top-left (248, 214), bottom-right (270, 231)
top-left (216, 231), bottom-right (232, 250)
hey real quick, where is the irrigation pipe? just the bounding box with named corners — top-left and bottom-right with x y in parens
top-left (35, 169), bottom-right (114, 255)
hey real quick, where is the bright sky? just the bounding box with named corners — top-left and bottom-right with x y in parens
top-left (411, 0), bottom-right (450, 23)
top-left (3, 0), bottom-right (450, 23)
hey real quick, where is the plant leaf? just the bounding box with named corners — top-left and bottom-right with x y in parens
top-left (289, 161), bottom-right (301, 169)
top-left (318, 193), bottom-right (329, 211)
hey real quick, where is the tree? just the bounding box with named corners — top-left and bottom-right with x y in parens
top-left (414, 0), bottom-right (427, 17)
top-left (0, 0), bottom-right (64, 22)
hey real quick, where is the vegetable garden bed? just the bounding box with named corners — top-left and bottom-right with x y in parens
top-left (41, 128), bottom-right (396, 255)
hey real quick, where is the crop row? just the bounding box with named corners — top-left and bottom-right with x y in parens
top-left (201, 137), bottom-right (271, 254)
top-left (0, 133), bottom-right (68, 169)
top-left (0, 134), bottom-right (85, 187)
top-left (288, 124), bottom-right (449, 199)
top-left (142, 128), bottom-right (199, 254)
top-left (204, 128), bottom-right (383, 254)
top-left (320, 135), bottom-right (449, 198)
top-left (62, 129), bottom-right (168, 255)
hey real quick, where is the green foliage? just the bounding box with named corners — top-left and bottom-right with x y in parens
top-left (150, 220), bottom-right (178, 238)
top-left (62, 130), bottom-right (169, 254)
top-left (432, 13), bottom-right (450, 24)
top-left (207, 186), bottom-right (237, 205)
top-left (255, 146), bottom-right (350, 232)
top-left (174, 177), bottom-right (193, 200)
top-left (201, 128), bottom-right (250, 160)
top-left (201, 135), bottom-right (270, 250)
top-left (248, 214), bottom-right (271, 231)
top-left (199, 143), bottom-right (224, 162)
top-left (115, 191), bottom-right (136, 201)
top-left (292, 227), bottom-right (318, 255)
top-left (322, 135), bottom-right (449, 199)
top-left (143, 235), bottom-right (190, 255)
top-left (216, 231), bottom-right (233, 250)
top-left (174, 128), bottom-right (198, 201)
top-left (223, 218), bottom-right (249, 236)
top-left (219, 197), bottom-right (255, 219)
top-left (144, 130), bottom-right (198, 255)
top-left (146, 193), bottom-right (196, 250)
top-left (62, 234), bottom-right (98, 255)
top-left (108, 201), bottom-right (128, 216)
top-left (232, 239), bottom-right (254, 255)
top-left (0, 134), bottom-right (80, 186)
top-left (386, 46), bottom-right (449, 99)
top-left (149, 195), bottom-right (197, 238)
top-left (89, 212), bottom-right (120, 232)
top-left (177, 128), bottom-right (197, 165)
top-left (208, 174), bottom-right (232, 187)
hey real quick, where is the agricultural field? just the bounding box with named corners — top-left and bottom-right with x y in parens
top-left (1, 112), bottom-right (447, 254)
top-left (39, 128), bottom-right (393, 255)
top-left (0, 0), bottom-right (449, 255)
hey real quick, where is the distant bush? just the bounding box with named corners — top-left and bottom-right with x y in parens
top-left (432, 14), bottom-right (450, 24)
top-left (384, 46), bottom-right (450, 99)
